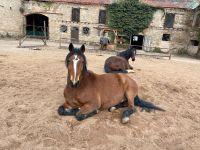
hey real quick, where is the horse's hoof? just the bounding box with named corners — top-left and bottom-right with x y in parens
top-left (58, 105), bottom-right (65, 116)
top-left (122, 117), bottom-right (130, 124)
top-left (75, 114), bottom-right (86, 121)
top-left (127, 70), bottom-right (135, 73)
top-left (108, 107), bottom-right (116, 112)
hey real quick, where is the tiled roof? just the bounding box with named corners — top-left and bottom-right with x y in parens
top-left (140, 0), bottom-right (200, 9)
top-left (37, 0), bottom-right (111, 5)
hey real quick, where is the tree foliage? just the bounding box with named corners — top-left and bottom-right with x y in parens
top-left (197, 28), bottom-right (200, 42)
top-left (107, 0), bottom-right (156, 37)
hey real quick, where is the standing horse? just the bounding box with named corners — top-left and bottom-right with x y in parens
top-left (58, 43), bottom-right (164, 123)
top-left (104, 47), bottom-right (136, 73)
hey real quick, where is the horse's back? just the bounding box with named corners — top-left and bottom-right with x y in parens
top-left (104, 56), bottom-right (129, 73)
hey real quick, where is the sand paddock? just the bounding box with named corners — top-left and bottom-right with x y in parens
top-left (0, 40), bottom-right (200, 150)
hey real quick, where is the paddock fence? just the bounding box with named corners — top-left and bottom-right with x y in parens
top-left (59, 37), bottom-right (172, 60)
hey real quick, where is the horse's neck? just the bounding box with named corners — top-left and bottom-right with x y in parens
top-left (118, 51), bottom-right (130, 61)
top-left (67, 70), bottom-right (92, 88)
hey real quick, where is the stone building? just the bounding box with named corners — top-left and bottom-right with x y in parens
top-left (0, 0), bottom-right (110, 43)
top-left (0, 0), bottom-right (200, 54)
top-left (0, 0), bottom-right (23, 37)
top-left (139, 0), bottom-right (200, 55)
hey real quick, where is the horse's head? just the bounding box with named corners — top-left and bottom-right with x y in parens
top-left (128, 47), bottom-right (136, 61)
top-left (65, 43), bottom-right (87, 88)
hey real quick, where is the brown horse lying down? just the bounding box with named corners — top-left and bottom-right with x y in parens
top-left (58, 43), bottom-right (164, 123)
top-left (104, 47), bottom-right (136, 73)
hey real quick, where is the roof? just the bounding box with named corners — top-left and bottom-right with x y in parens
top-left (37, 0), bottom-right (111, 5)
top-left (140, 0), bottom-right (200, 9)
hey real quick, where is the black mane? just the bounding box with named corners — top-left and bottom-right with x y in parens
top-left (117, 47), bottom-right (136, 60)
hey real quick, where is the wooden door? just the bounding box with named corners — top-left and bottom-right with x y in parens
top-left (71, 27), bottom-right (79, 42)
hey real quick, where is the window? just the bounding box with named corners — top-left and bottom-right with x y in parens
top-left (164, 13), bottom-right (175, 28)
top-left (72, 8), bottom-right (80, 22)
top-left (99, 10), bottom-right (106, 24)
top-left (162, 34), bottom-right (170, 41)
top-left (190, 40), bottom-right (199, 46)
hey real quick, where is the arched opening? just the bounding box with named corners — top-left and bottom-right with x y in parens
top-left (26, 14), bottom-right (49, 39)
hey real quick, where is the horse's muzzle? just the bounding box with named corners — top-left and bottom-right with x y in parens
top-left (71, 80), bottom-right (80, 88)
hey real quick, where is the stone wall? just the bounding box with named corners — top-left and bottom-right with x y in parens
top-left (23, 1), bottom-right (107, 43)
top-left (0, 0), bottom-right (23, 37)
top-left (143, 8), bottom-right (194, 53)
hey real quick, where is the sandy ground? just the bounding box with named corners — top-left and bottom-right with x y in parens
top-left (0, 39), bottom-right (200, 150)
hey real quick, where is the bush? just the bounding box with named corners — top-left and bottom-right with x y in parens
top-left (152, 47), bottom-right (162, 53)
top-left (177, 48), bottom-right (188, 55)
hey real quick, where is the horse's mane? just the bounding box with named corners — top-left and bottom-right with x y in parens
top-left (65, 48), bottom-right (88, 73)
top-left (117, 47), bottom-right (136, 60)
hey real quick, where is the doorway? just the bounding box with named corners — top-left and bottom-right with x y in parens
top-left (71, 27), bottom-right (79, 42)
top-left (131, 35), bottom-right (144, 49)
top-left (26, 14), bottom-right (49, 38)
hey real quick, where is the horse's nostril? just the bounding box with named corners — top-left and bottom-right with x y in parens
top-left (71, 80), bottom-right (80, 88)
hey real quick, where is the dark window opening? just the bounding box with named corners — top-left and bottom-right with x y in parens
top-left (99, 10), bottom-right (106, 24)
top-left (72, 8), bottom-right (80, 22)
top-left (162, 34), bottom-right (170, 41)
top-left (164, 13), bottom-right (175, 28)
top-left (190, 40), bottom-right (199, 46)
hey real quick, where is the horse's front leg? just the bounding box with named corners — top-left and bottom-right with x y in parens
top-left (58, 102), bottom-right (79, 116)
top-left (75, 103), bottom-right (99, 121)
top-left (127, 61), bottom-right (134, 70)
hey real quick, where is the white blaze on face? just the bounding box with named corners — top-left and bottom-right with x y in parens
top-left (72, 55), bottom-right (80, 84)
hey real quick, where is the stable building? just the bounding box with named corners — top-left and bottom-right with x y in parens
top-left (140, 0), bottom-right (200, 55)
top-left (0, 0), bottom-right (110, 43)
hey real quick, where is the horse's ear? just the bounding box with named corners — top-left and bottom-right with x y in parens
top-left (69, 43), bottom-right (74, 52)
top-left (80, 44), bottom-right (85, 53)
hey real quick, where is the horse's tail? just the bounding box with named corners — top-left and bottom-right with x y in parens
top-left (104, 64), bottom-right (128, 73)
top-left (134, 95), bottom-right (165, 112)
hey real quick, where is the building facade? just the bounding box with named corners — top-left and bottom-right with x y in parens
top-left (0, 0), bottom-right (23, 37)
top-left (0, 0), bottom-right (200, 55)
top-left (0, 0), bottom-right (110, 43)
top-left (140, 0), bottom-right (200, 55)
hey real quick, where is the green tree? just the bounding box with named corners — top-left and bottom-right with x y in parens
top-left (107, 0), bottom-right (156, 38)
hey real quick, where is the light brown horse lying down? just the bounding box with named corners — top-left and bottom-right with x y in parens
top-left (58, 43), bottom-right (164, 123)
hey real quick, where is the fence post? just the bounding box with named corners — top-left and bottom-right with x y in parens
top-left (59, 33), bottom-right (61, 49)
top-left (43, 21), bottom-right (47, 46)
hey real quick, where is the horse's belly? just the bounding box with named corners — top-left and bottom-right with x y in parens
top-left (98, 87), bottom-right (125, 109)
top-left (100, 96), bottom-right (125, 110)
